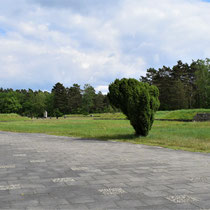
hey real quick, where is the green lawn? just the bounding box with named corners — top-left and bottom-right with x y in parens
top-left (0, 115), bottom-right (209, 153)
top-left (0, 113), bottom-right (31, 122)
top-left (155, 109), bottom-right (210, 120)
top-left (67, 112), bottom-right (126, 119)
top-left (68, 109), bottom-right (210, 120)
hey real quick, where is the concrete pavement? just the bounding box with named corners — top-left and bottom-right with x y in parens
top-left (0, 131), bottom-right (210, 209)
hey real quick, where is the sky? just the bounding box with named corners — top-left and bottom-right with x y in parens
top-left (0, 0), bottom-right (210, 93)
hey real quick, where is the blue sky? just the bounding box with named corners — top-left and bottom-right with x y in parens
top-left (0, 0), bottom-right (210, 93)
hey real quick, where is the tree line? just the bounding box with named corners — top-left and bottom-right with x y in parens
top-left (1, 58), bottom-right (210, 116)
top-left (0, 83), bottom-right (113, 117)
top-left (140, 58), bottom-right (210, 110)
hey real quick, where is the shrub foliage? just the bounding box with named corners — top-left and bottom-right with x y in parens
top-left (108, 78), bottom-right (160, 136)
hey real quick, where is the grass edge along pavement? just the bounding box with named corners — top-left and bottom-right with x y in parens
top-left (0, 110), bottom-right (209, 153)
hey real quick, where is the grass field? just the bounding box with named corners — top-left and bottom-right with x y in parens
top-left (67, 112), bottom-right (126, 119)
top-left (155, 109), bottom-right (210, 120)
top-left (0, 113), bottom-right (31, 122)
top-left (68, 109), bottom-right (210, 120)
top-left (0, 111), bottom-right (210, 153)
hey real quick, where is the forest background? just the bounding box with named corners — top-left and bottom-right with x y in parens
top-left (0, 58), bottom-right (210, 117)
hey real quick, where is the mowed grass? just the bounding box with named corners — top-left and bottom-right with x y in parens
top-left (0, 115), bottom-right (209, 153)
top-left (0, 113), bottom-right (31, 122)
top-left (68, 109), bottom-right (210, 120)
top-left (67, 112), bottom-right (126, 119)
top-left (155, 109), bottom-right (210, 120)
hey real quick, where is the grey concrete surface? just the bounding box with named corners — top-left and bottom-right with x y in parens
top-left (0, 131), bottom-right (210, 209)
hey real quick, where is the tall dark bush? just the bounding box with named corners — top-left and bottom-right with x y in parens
top-left (108, 78), bottom-right (160, 136)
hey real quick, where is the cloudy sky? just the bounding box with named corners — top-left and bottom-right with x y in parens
top-left (0, 0), bottom-right (210, 93)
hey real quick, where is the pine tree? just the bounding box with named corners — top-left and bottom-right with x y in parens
top-left (67, 84), bottom-right (82, 114)
top-left (52, 82), bottom-right (68, 114)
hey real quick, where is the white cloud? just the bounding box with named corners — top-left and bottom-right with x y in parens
top-left (95, 85), bottom-right (108, 94)
top-left (0, 0), bottom-right (210, 90)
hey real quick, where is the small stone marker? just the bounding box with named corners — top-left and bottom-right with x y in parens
top-left (52, 177), bottom-right (75, 183)
top-left (88, 169), bottom-right (101, 172)
top-left (44, 111), bottom-right (48, 118)
top-left (120, 158), bottom-right (129, 161)
top-left (71, 167), bottom-right (89, 171)
top-left (71, 167), bottom-right (101, 172)
top-left (98, 188), bottom-right (126, 195)
top-left (13, 154), bottom-right (26, 157)
top-left (152, 169), bottom-right (167, 173)
top-left (17, 148), bottom-right (33, 150)
top-left (166, 195), bottom-right (198, 203)
top-left (189, 177), bottom-right (208, 182)
top-left (30, 160), bottom-right (46, 163)
top-left (36, 150), bottom-right (48, 153)
top-left (0, 184), bottom-right (21, 191)
top-left (0, 165), bottom-right (15, 169)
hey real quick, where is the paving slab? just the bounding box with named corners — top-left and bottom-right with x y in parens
top-left (0, 131), bottom-right (210, 209)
